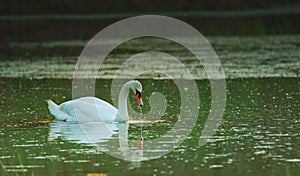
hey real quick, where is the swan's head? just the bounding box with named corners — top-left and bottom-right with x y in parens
top-left (130, 80), bottom-right (143, 107)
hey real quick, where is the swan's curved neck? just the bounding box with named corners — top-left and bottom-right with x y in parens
top-left (115, 81), bottom-right (132, 122)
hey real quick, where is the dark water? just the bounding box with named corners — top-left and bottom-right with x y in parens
top-left (0, 78), bottom-right (299, 175)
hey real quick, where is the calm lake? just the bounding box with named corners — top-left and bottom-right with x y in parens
top-left (0, 78), bottom-right (299, 175)
top-left (1, 3), bottom-right (300, 175)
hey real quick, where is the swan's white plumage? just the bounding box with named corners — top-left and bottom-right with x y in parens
top-left (47, 80), bottom-right (142, 122)
top-left (48, 97), bottom-right (118, 122)
top-left (47, 99), bottom-right (73, 121)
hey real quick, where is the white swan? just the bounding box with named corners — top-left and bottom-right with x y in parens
top-left (47, 80), bottom-right (143, 122)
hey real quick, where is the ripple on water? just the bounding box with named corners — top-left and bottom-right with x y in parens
top-left (209, 165), bottom-right (224, 169)
top-left (254, 150), bottom-right (267, 155)
top-left (63, 160), bottom-right (90, 163)
top-left (28, 155), bottom-right (60, 161)
top-left (285, 158), bottom-right (300, 162)
top-left (3, 165), bottom-right (45, 173)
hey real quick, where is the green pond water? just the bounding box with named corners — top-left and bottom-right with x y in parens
top-left (0, 78), bottom-right (299, 175)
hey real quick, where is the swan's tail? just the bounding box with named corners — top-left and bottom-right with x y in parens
top-left (47, 99), bottom-right (68, 121)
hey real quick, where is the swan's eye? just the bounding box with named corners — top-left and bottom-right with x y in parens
top-left (135, 83), bottom-right (141, 90)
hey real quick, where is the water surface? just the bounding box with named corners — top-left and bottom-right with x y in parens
top-left (0, 78), bottom-right (299, 175)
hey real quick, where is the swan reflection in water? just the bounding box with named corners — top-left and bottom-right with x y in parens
top-left (48, 121), bottom-right (145, 162)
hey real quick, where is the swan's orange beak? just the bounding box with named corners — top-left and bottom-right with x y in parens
top-left (136, 90), bottom-right (143, 107)
top-left (137, 137), bottom-right (143, 150)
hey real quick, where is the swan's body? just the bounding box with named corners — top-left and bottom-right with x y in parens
top-left (47, 80), bottom-right (143, 123)
top-left (47, 97), bottom-right (118, 122)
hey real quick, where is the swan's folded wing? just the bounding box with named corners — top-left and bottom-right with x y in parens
top-left (58, 97), bottom-right (118, 122)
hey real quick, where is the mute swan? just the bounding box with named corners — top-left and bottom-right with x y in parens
top-left (47, 80), bottom-right (143, 122)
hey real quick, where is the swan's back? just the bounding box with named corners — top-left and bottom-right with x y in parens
top-left (50, 97), bottom-right (118, 122)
